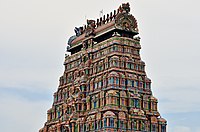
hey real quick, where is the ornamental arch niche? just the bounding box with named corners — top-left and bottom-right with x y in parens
top-left (103, 111), bottom-right (117, 128)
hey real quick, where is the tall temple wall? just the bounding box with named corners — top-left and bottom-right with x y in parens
top-left (40, 3), bottom-right (167, 132)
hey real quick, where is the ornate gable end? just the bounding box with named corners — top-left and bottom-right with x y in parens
top-left (115, 3), bottom-right (138, 33)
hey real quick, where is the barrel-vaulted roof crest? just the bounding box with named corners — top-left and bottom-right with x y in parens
top-left (68, 2), bottom-right (138, 47)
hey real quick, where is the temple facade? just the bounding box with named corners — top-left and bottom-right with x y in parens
top-left (40, 3), bottom-right (167, 132)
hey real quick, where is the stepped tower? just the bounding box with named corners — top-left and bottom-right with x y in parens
top-left (40, 3), bottom-right (167, 132)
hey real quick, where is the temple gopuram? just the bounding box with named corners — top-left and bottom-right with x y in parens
top-left (40, 3), bottom-right (167, 132)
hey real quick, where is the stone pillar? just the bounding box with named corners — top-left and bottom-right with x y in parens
top-left (107, 118), bottom-right (109, 127)
top-left (77, 103), bottom-right (80, 111)
top-left (57, 124), bottom-right (61, 132)
top-left (82, 103), bottom-right (84, 111)
top-left (78, 124), bottom-right (80, 132)
top-left (128, 120), bottom-right (131, 130)
top-left (72, 123), bottom-right (75, 132)
top-left (114, 119), bottom-right (117, 128)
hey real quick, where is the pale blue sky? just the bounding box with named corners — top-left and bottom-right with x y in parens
top-left (0, 0), bottom-right (200, 132)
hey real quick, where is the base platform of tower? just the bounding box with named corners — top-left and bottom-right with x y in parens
top-left (40, 3), bottom-right (167, 132)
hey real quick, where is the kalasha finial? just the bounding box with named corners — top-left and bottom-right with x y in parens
top-left (120, 2), bottom-right (130, 13)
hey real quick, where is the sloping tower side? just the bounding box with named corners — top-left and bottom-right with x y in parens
top-left (40, 3), bottom-right (167, 132)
